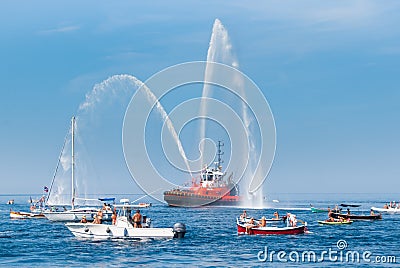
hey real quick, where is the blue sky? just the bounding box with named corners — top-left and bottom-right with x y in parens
top-left (1, 0), bottom-right (399, 196)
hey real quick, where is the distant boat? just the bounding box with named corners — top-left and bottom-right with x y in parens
top-left (6, 199), bottom-right (14, 205)
top-left (332, 212), bottom-right (382, 221)
top-left (43, 116), bottom-right (113, 222)
top-left (371, 206), bottom-right (400, 214)
top-left (340, 203), bottom-right (361, 208)
top-left (310, 205), bottom-right (341, 213)
top-left (135, 203), bottom-right (152, 208)
top-left (317, 219), bottom-right (353, 225)
top-left (10, 211), bottom-right (46, 219)
top-left (310, 207), bottom-right (328, 213)
top-left (10, 195), bottom-right (46, 220)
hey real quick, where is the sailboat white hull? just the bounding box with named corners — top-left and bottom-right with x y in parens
top-left (371, 207), bottom-right (400, 214)
top-left (44, 208), bottom-right (113, 222)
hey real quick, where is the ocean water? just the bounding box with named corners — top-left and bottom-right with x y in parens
top-left (0, 194), bottom-right (399, 267)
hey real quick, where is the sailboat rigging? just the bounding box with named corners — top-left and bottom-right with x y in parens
top-left (43, 116), bottom-right (114, 222)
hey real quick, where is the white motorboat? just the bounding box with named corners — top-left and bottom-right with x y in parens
top-left (371, 206), bottom-right (400, 214)
top-left (65, 199), bottom-right (186, 239)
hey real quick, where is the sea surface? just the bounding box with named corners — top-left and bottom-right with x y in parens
top-left (0, 193), bottom-right (399, 267)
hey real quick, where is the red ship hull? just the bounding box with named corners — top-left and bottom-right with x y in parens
top-left (164, 189), bottom-right (241, 207)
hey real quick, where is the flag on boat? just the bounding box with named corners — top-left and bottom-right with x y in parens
top-left (44, 186), bottom-right (49, 193)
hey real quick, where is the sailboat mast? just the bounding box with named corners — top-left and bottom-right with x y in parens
top-left (71, 116), bottom-right (75, 210)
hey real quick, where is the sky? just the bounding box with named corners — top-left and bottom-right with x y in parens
top-left (0, 0), bottom-right (399, 197)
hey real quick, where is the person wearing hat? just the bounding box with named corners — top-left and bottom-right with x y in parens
top-left (80, 215), bottom-right (87, 223)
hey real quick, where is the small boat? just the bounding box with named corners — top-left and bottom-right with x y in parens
top-left (135, 203), bottom-right (152, 208)
top-left (6, 199), bottom-right (14, 205)
top-left (317, 220), bottom-right (353, 225)
top-left (340, 203), bottom-right (361, 208)
top-left (310, 207), bottom-right (328, 213)
top-left (310, 205), bottom-right (341, 213)
top-left (371, 206), bottom-right (400, 214)
top-left (10, 211), bottom-right (46, 219)
top-left (65, 199), bottom-right (186, 239)
top-left (332, 212), bottom-right (382, 221)
top-left (236, 218), bottom-right (307, 235)
top-left (10, 195), bottom-right (47, 219)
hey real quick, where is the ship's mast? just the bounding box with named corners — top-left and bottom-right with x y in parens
top-left (71, 116), bottom-right (75, 210)
top-left (215, 141), bottom-right (224, 170)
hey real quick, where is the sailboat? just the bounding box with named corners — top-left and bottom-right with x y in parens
top-left (43, 116), bottom-right (114, 222)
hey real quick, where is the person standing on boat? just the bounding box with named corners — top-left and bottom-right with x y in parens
top-left (327, 208), bottom-right (334, 222)
top-left (286, 213), bottom-right (296, 227)
top-left (111, 208), bottom-right (117, 225)
top-left (133, 210), bottom-right (142, 228)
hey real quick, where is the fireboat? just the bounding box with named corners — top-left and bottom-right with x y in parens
top-left (163, 141), bottom-right (241, 207)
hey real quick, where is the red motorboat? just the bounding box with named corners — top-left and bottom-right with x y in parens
top-left (236, 218), bottom-right (307, 235)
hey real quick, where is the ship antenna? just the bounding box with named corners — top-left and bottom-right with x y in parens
top-left (215, 141), bottom-right (224, 170)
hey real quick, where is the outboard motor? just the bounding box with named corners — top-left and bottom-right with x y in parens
top-left (173, 222), bottom-right (186, 238)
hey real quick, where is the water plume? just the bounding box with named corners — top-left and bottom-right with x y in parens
top-left (200, 18), bottom-right (264, 207)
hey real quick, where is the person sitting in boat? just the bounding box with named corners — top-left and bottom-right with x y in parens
top-left (370, 209), bottom-right (375, 216)
top-left (92, 209), bottom-right (103, 224)
top-left (240, 210), bottom-right (247, 221)
top-left (346, 208), bottom-right (351, 215)
top-left (383, 203), bottom-right (389, 209)
top-left (246, 217), bottom-right (255, 232)
top-left (258, 216), bottom-right (267, 227)
top-left (80, 215), bottom-right (87, 223)
top-left (92, 215), bottom-right (100, 224)
top-left (273, 211), bottom-right (279, 220)
top-left (133, 209), bottom-right (142, 228)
